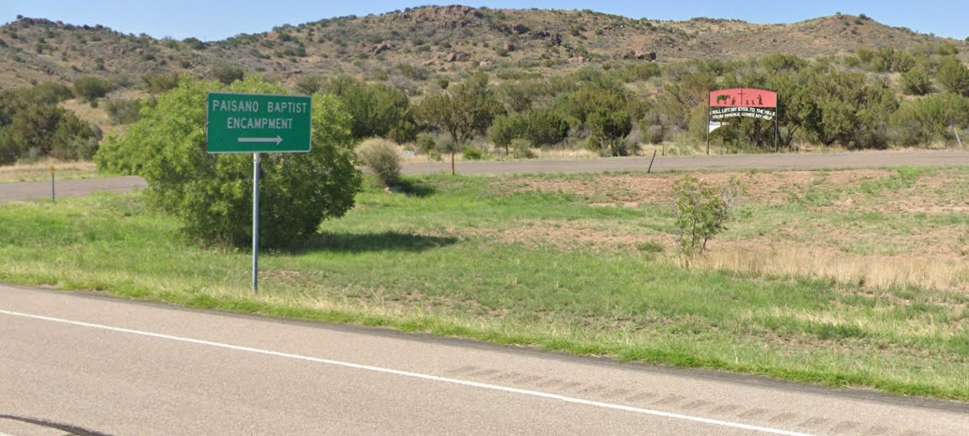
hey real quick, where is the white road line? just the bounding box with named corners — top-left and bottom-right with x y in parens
top-left (0, 308), bottom-right (811, 436)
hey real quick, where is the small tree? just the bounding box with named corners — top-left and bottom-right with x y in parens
top-left (672, 175), bottom-right (735, 258)
top-left (488, 113), bottom-right (526, 155)
top-left (415, 73), bottom-right (502, 174)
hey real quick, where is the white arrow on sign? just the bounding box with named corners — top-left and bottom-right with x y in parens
top-left (238, 136), bottom-right (283, 145)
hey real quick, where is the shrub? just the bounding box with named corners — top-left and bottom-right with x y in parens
top-left (212, 64), bottom-right (244, 85)
top-left (462, 146), bottom-right (484, 160)
top-left (900, 65), bottom-right (934, 96)
top-left (296, 75), bottom-right (324, 94)
top-left (96, 77), bottom-right (361, 248)
top-left (524, 109), bottom-right (569, 146)
top-left (672, 175), bottom-right (734, 258)
top-left (183, 37), bottom-right (205, 50)
top-left (587, 110), bottom-right (633, 156)
top-left (105, 98), bottom-right (141, 125)
top-left (324, 76), bottom-right (412, 140)
top-left (1, 104), bottom-right (99, 162)
top-left (356, 138), bottom-right (401, 187)
top-left (511, 138), bottom-right (535, 159)
top-left (73, 76), bottom-right (113, 105)
top-left (415, 133), bottom-right (436, 155)
top-left (891, 93), bottom-right (969, 146)
top-left (937, 58), bottom-right (969, 96)
top-left (143, 73), bottom-right (180, 94)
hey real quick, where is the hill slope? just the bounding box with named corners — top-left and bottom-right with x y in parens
top-left (0, 6), bottom-right (965, 90)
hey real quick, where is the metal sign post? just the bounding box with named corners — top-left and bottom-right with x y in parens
top-left (252, 152), bottom-right (261, 292)
top-left (206, 92), bottom-right (312, 293)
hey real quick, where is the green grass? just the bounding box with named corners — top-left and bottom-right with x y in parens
top-left (1, 172), bottom-right (968, 402)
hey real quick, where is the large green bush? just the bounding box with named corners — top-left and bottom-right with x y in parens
top-left (96, 77), bottom-right (361, 248)
top-left (587, 110), bottom-right (633, 156)
top-left (891, 93), bottom-right (969, 146)
top-left (324, 76), bottom-right (413, 140)
top-left (0, 93), bottom-right (99, 164)
top-left (524, 109), bottom-right (569, 146)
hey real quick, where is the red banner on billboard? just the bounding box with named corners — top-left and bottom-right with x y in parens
top-left (709, 88), bottom-right (777, 109)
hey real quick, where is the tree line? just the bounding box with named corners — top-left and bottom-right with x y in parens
top-left (2, 46), bottom-right (969, 166)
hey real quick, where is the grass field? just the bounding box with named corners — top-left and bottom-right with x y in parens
top-left (1, 167), bottom-right (967, 401)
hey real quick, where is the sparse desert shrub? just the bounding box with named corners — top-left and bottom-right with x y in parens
top-left (105, 98), bottom-right (141, 125)
top-left (143, 73), bottom-right (180, 94)
top-left (937, 57), bottom-right (969, 96)
top-left (511, 138), bottom-right (535, 159)
top-left (96, 77), bottom-right (360, 248)
top-left (415, 132), bottom-right (436, 155)
top-left (672, 175), bottom-right (736, 258)
top-left (900, 65), bottom-right (934, 96)
top-left (73, 76), bottom-right (113, 106)
top-left (212, 64), bottom-right (244, 85)
top-left (356, 138), bottom-right (401, 187)
top-left (462, 146), bottom-right (484, 160)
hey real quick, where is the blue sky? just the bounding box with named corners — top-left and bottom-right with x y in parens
top-left (2, 1), bottom-right (966, 42)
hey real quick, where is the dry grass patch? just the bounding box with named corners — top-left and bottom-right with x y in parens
top-left (0, 160), bottom-right (98, 183)
top-left (695, 244), bottom-right (969, 293)
top-left (512, 170), bottom-right (892, 206)
top-left (452, 219), bottom-right (670, 252)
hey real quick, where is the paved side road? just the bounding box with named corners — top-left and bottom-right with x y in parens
top-left (2, 150), bottom-right (968, 203)
top-left (1, 284), bottom-right (967, 435)
top-left (0, 176), bottom-right (146, 203)
top-left (404, 149), bottom-right (969, 175)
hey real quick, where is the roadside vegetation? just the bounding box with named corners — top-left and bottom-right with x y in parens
top-left (1, 167), bottom-right (967, 400)
top-left (3, 40), bottom-right (969, 168)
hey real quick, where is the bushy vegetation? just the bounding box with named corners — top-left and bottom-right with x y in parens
top-left (324, 76), bottom-right (415, 141)
top-left (2, 24), bottom-right (969, 169)
top-left (105, 98), bottom-right (142, 125)
top-left (0, 82), bottom-right (100, 164)
top-left (96, 77), bottom-right (361, 248)
top-left (672, 175), bottom-right (734, 257)
top-left (73, 76), bottom-right (113, 106)
top-left (356, 138), bottom-right (401, 186)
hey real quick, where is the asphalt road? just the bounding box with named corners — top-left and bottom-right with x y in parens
top-left (0, 176), bottom-right (146, 204)
top-left (2, 284), bottom-right (967, 435)
top-left (2, 150), bottom-right (968, 204)
top-left (404, 149), bottom-right (969, 175)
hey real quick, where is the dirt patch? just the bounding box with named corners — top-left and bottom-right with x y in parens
top-left (451, 220), bottom-right (673, 252)
top-left (511, 169), bottom-right (892, 207)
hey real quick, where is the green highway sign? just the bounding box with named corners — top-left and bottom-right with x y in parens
top-left (207, 92), bottom-right (312, 153)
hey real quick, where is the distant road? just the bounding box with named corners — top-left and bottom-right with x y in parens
top-left (0, 176), bottom-right (146, 204)
top-left (404, 149), bottom-right (969, 175)
top-left (2, 284), bottom-right (968, 435)
top-left (2, 150), bottom-right (968, 203)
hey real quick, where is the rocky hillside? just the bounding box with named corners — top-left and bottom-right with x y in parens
top-left (0, 5), bottom-right (965, 90)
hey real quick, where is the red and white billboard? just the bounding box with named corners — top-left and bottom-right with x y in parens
top-left (709, 88), bottom-right (777, 109)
